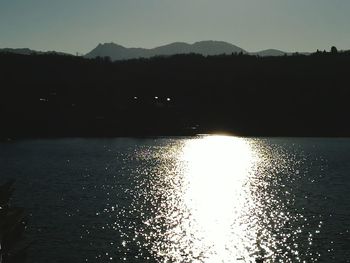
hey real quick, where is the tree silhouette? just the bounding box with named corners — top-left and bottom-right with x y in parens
top-left (331, 46), bottom-right (338, 54)
top-left (1, 51), bottom-right (350, 137)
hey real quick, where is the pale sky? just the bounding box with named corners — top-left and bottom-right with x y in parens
top-left (1, 0), bottom-right (349, 54)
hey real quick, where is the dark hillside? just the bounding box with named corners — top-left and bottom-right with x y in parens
top-left (1, 50), bottom-right (350, 138)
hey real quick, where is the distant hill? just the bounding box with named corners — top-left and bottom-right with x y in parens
top-left (252, 49), bottom-right (287, 57)
top-left (85, 41), bottom-right (248, 60)
top-left (0, 48), bottom-right (69, 56)
top-left (0, 48), bottom-right (37, 55)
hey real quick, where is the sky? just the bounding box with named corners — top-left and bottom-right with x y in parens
top-left (1, 0), bottom-right (350, 54)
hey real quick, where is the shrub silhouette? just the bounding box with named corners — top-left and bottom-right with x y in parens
top-left (0, 180), bottom-right (28, 263)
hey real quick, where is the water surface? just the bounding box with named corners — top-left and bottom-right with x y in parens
top-left (0, 136), bottom-right (349, 262)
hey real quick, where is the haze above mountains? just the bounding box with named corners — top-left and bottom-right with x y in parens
top-left (0, 41), bottom-right (308, 60)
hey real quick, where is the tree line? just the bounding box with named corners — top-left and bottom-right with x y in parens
top-left (1, 48), bottom-right (350, 138)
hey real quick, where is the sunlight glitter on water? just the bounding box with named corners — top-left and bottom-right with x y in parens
top-left (114, 135), bottom-right (319, 262)
top-left (133, 136), bottom-right (271, 262)
top-left (179, 136), bottom-right (259, 262)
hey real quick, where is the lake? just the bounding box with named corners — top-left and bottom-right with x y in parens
top-left (0, 136), bottom-right (349, 262)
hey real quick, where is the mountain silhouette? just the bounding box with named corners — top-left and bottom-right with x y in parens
top-left (1, 42), bottom-right (311, 60)
top-left (85, 41), bottom-right (247, 60)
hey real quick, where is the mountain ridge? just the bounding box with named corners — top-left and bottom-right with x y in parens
top-left (0, 42), bottom-right (312, 60)
top-left (85, 41), bottom-right (248, 60)
top-left (84, 41), bottom-right (312, 60)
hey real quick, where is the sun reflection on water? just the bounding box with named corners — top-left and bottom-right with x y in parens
top-left (111, 136), bottom-right (321, 262)
top-left (179, 136), bottom-right (259, 262)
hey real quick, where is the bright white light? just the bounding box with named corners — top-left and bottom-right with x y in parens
top-left (178, 135), bottom-right (259, 261)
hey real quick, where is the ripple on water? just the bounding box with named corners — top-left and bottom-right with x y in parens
top-left (97, 136), bottom-right (325, 263)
